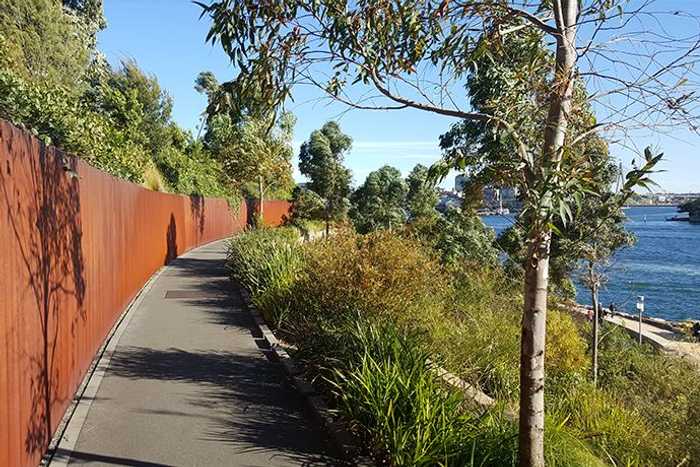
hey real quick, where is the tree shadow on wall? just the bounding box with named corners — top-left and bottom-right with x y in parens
top-left (189, 195), bottom-right (205, 237)
top-left (0, 124), bottom-right (86, 462)
top-left (164, 214), bottom-right (178, 265)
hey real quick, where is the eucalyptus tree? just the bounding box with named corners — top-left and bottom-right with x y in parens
top-left (198, 1), bottom-right (700, 464)
top-left (0, 0), bottom-right (105, 88)
top-left (211, 112), bottom-right (296, 221)
top-left (298, 122), bottom-right (353, 235)
top-left (405, 164), bottom-right (439, 222)
top-left (565, 152), bottom-right (662, 386)
top-left (350, 165), bottom-right (408, 233)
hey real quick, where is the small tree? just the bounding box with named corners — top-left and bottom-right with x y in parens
top-left (298, 122), bottom-right (352, 235)
top-left (210, 112), bottom-right (295, 223)
top-left (431, 207), bottom-right (499, 267)
top-left (287, 185), bottom-right (325, 230)
top-left (405, 164), bottom-right (439, 222)
top-left (579, 217), bottom-right (633, 387)
top-left (350, 165), bottom-right (408, 233)
top-left (567, 150), bottom-right (661, 385)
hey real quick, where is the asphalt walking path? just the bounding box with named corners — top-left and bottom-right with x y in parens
top-left (52, 240), bottom-right (337, 467)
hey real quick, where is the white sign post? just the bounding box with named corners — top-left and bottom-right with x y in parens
top-left (636, 296), bottom-right (645, 345)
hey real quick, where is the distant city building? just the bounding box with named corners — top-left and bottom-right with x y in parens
top-left (482, 186), bottom-right (521, 212)
top-left (437, 190), bottom-right (462, 212)
top-left (629, 192), bottom-right (700, 206)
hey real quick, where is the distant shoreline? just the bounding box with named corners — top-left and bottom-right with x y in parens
top-left (623, 204), bottom-right (679, 208)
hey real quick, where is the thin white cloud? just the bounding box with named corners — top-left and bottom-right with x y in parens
top-left (350, 153), bottom-right (438, 160)
top-left (351, 141), bottom-right (438, 149)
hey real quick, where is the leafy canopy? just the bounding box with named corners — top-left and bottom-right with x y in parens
top-left (350, 165), bottom-right (408, 233)
top-left (406, 164), bottom-right (439, 222)
top-left (211, 112), bottom-right (296, 200)
top-left (0, 4), bottom-right (231, 197)
top-left (298, 121), bottom-right (353, 224)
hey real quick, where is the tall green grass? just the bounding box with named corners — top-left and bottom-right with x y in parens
top-left (226, 227), bottom-right (303, 326)
top-left (318, 321), bottom-right (603, 466)
top-left (328, 322), bottom-right (480, 466)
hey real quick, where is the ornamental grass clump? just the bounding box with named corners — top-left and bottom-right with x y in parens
top-left (226, 227), bottom-right (302, 325)
top-left (327, 322), bottom-right (481, 466)
top-left (322, 321), bottom-right (603, 467)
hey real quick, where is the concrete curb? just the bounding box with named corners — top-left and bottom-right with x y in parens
top-left (237, 288), bottom-right (373, 466)
top-left (431, 363), bottom-right (518, 421)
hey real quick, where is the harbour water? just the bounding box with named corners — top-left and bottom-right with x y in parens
top-left (483, 206), bottom-right (700, 321)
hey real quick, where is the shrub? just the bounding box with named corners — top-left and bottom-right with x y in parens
top-left (552, 384), bottom-right (661, 466)
top-left (226, 227), bottom-right (302, 326)
top-left (142, 163), bottom-right (166, 191)
top-left (403, 207), bottom-right (500, 269)
top-left (317, 321), bottom-right (602, 467)
top-left (327, 322), bottom-right (480, 466)
top-left (154, 142), bottom-right (230, 197)
top-left (0, 46), bottom-right (232, 197)
top-left (289, 230), bottom-right (450, 339)
top-left (596, 325), bottom-right (700, 464)
top-left (433, 267), bottom-right (588, 401)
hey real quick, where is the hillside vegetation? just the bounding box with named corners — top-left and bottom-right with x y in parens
top-left (228, 227), bottom-right (700, 466)
top-left (0, 0), bottom-right (259, 202)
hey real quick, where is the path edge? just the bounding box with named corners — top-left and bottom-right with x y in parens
top-left (237, 288), bottom-right (374, 467)
top-left (44, 238), bottom-right (229, 466)
top-left (44, 265), bottom-right (165, 466)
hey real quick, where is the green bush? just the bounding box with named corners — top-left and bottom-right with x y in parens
top-left (226, 227), bottom-right (302, 326)
top-left (154, 141), bottom-right (230, 197)
top-left (552, 384), bottom-right (661, 466)
top-left (290, 230), bottom-right (450, 337)
top-left (408, 207), bottom-right (499, 267)
top-left (298, 319), bottom-right (602, 466)
top-left (1, 29), bottom-right (232, 197)
top-left (0, 68), bottom-right (151, 181)
top-left (328, 322), bottom-right (481, 466)
top-left (595, 325), bottom-right (700, 464)
top-left (430, 267), bottom-right (588, 401)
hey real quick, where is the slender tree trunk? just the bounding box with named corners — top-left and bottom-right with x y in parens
top-left (258, 175), bottom-right (264, 226)
top-left (589, 261), bottom-right (600, 387)
top-left (518, 2), bottom-right (578, 466)
top-left (518, 228), bottom-right (551, 467)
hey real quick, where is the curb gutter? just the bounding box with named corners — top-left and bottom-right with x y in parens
top-left (238, 288), bottom-right (374, 467)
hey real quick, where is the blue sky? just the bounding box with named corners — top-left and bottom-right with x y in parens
top-left (98, 0), bottom-right (700, 193)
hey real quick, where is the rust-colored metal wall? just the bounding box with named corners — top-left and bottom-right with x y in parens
top-left (0, 120), bottom-right (253, 467)
top-left (251, 199), bottom-right (292, 227)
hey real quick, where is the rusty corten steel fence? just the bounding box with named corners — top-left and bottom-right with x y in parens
top-left (0, 120), bottom-right (289, 466)
top-left (250, 198), bottom-right (293, 227)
